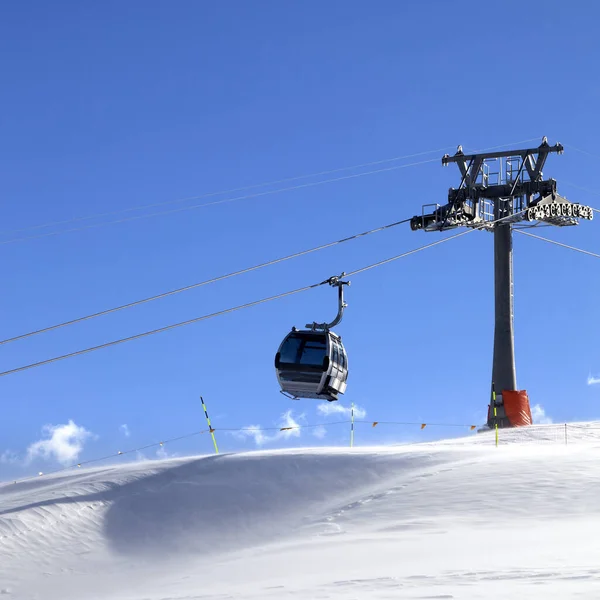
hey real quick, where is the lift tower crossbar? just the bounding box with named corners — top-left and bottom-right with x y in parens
top-left (410, 138), bottom-right (593, 429)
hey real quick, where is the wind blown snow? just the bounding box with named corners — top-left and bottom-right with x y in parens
top-left (233, 409), bottom-right (302, 446)
top-left (3, 424), bottom-right (600, 599)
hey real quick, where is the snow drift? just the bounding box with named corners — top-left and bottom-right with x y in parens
top-left (3, 424), bottom-right (600, 599)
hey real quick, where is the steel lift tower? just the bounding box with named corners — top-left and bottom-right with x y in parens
top-left (410, 138), bottom-right (593, 429)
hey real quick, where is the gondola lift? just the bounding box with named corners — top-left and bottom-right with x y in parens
top-left (274, 274), bottom-right (350, 402)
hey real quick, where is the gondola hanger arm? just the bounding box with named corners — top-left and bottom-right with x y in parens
top-left (306, 272), bottom-right (350, 331)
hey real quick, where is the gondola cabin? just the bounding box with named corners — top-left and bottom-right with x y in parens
top-left (274, 328), bottom-right (348, 401)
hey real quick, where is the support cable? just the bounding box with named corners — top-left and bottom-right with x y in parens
top-left (554, 180), bottom-right (600, 211)
top-left (344, 229), bottom-right (473, 277)
top-left (0, 218), bottom-right (412, 346)
top-left (1, 148), bottom-right (452, 238)
top-left (562, 143), bottom-right (600, 161)
top-left (0, 282), bottom-right (323, 378)
top-left (516, 230), bottom-right (600, 259)
top-left (0, 159), bottom-right (440, 246)
top-left (0, 211), bottom-right (523, 377)
top-left (0, 229), bottom-right (474, 378)
top-left (1, 138), bottom-right (542, 245)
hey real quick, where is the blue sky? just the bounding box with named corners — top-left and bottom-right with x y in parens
top-left (1, 0), bottom-right (600, 479)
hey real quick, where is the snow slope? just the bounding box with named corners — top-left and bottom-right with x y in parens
top-left (3, 425), bottom-right (600, 599)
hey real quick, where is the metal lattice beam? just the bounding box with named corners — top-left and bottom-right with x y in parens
top-left (410, 138), bottom-right (593, 429)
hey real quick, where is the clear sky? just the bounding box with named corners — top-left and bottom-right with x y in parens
top-left (2, 0), bottom-right (600, 479)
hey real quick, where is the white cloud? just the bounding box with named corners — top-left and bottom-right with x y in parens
top-left (317, 402), bottom-right (366, 419)
top-left (233, 410), bottom-right (302, 447)
top-left (0, 450), bottom-right (19, 465)
top-left (531, 404), bottom-right (553, 425)
top-left (587, 374), bottom-right (600, 386)
top-left (119, 424), bottom-right (131, 437)
top-left (312, 425), bottom-right (327, 439)
top-left (26, 420), bottom-right (95, 466)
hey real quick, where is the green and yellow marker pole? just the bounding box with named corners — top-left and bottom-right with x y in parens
top-left (201, 396), bottom-right (219, 454)
top-left (492, 383), bottom-right (498, 448)
top-left (350, 402), bottom-right (355, 448)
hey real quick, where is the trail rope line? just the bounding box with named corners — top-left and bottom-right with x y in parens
top-left (10, 415), bottom-right (591, 487)
top-left (1, 137), bottom-right (540, 242)
top-left (358, 420), bottom-right (478, 428)
top-left (216, 420), bottom-right (350, 432)
top-left (0, 218), bottom-right (412, 346)
top-left (516, 230), bottom-right (600, 259)
top-left (2, 418), bottom-right (479, 487)
top-left (0, 212), bottom-right (521, 378)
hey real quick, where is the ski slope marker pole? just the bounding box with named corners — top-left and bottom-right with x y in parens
top-left (201, 396), bottom-right (219, 454)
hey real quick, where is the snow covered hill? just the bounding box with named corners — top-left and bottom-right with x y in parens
top-left (3, 424), bottom-right (600, 599)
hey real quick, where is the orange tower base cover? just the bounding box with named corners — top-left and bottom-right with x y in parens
top-left (502, 390), bottom-right (533, 427)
